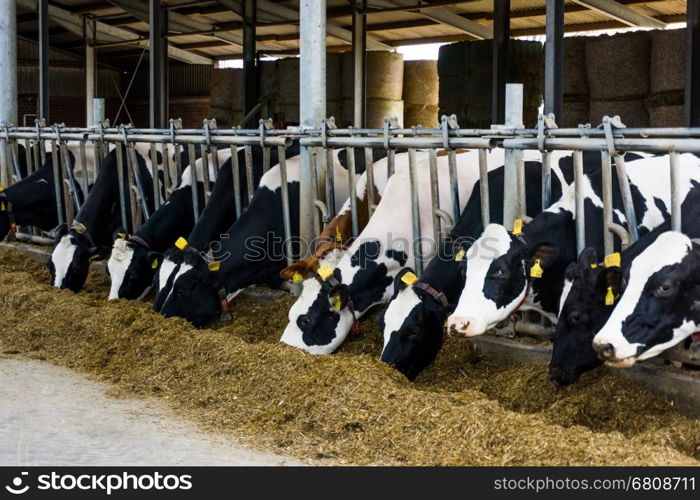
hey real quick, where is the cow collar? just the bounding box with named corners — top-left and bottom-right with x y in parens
top-left (71, 221), bottom-right (96, 248)
top-left (513, 280), bottom-right (532, 314)
top-left (316, 273), bottom-right (363, 339)
top-left (0, 186), bottom-right (16, 241)
top-left (414, 281), bottom-right (449, 307)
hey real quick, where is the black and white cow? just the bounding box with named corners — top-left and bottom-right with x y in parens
top-left (107, 148), bottom-right (233, 300)
top-left (153, 150), bottom-right (349, 328)
top-left (379, 151), bottom-right (576, 380)
top-left (589, 180), bottom-right (700, 368)
top-left (447, 152), bottom-right (685, 339)
top-left (47, 144), bottom-right (159, 292)
top-left (280, 149), bottom-right (508, 355)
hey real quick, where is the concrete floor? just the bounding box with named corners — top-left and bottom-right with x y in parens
top-left (0, 358), bottom-right (301, 466)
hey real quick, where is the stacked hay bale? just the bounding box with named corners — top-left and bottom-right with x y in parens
top-left (403, 60), bottom-right (439, 128)
top-left (438, 40), bottom-right (543, 128)
top-left (648, 28), bottom-right (685, 127)
top-left (560, 36), bottom-right (590, 127)
top-left (340, 51), bottom-right (404, 127)
top-left (209, 68), bottom-right (243, 126)
top-left (586, 31), bottom-right (651, 127)
top-left (276, 58), bottom-right (301, 124)
top-left (259, 60), bottom-right (279, 122)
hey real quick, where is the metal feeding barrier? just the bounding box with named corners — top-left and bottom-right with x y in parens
top-left (0, 82), bottom-right (698, 368)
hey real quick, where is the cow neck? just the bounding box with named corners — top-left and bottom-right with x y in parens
top-left (416, 248), bottom-right (464, 304)
top-left (135, 185), bottom-right (197, 252)
top-left (3, 163), bottom-right (58, 229)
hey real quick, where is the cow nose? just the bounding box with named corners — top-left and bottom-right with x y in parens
top-left (593, 342), bottom-right (616, 360)
top-left (549, 366), bottom-right (576, 387)
top-left (447, 316), bottom-right (484, 338)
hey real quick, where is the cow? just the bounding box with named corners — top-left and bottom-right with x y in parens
top-left (152, 150), bottom-right (350, 328)
top-left (379, 151), bottom-right (576, 380)
top-left (446, 152), bottom-right (686, 340)
top-left (107, 148), bottom-right (233, 300)
top-left (47, 143), bottom-right (161, 292)
top-left (280, 149), bottom-right (504, 355)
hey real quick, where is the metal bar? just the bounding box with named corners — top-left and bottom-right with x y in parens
top-left (243, 0), bottom-right (258, 118)
top-left (364, 147), bottom-right (376, 217)
top-left (209, 144), bottom-right (219, 181)
top-left (479, 148), bottom-right (490, 227)
top-left (686, 0), bottom-right (700, 127)
top-left (492, 0), bottom-right (510, 125)
top-left (516, 150), bottom-right (526, 219)
top-left (310, 151), bottom-right (321, 236)
top-left (188, 145), bottom-right (200, 221)
top-left (59, 140), bottom-right (81, 211)
top-left (346, 147), bottom-right (359, 237)
top-left (161, 143), bottom-right (171, 196)
top-left (352, 0), bottom-right (367, 127)
top-left (503, 84), bottom-right (524, 230)
top-left (428, 149), bottom-right (441, 246)
top-left (127, 145), bottom-right (148, 228)
top-left (670, 152), bottom-right (682, 232)
top-left (408, 148), bottom-right (423, 276)
top-left (50, 140), bottom-right (64, 226)
top-left (325, 149), bottom-right (335, 220)
top-left (613, 153), bottom-right (639, 243)
top-left (447, 149), bottom-right (460, 222)
top-left (387, 149), bottom-right (395, 178)
top-left (78, 141), bottom-right (89, 196)
top-left (601, 151), bottom-right (614, 256)
top-left (150, 143), bottom-right (161, 209)
top-left (278, 146), bottom-right (293, 266)
top-left (231, 145), bottom-right (242, 218)
top-left (262, 147), bottom-right (270, 174)
top-left (115, 145), bottom-right (128, 230)
top-left (24, 139), bottom-right (34, 174)
top-left (149, 0), bottom-right (167, 128)
top-left (174, 143), bottom-right (183, 186)
top-left (574, 150), bottom-right (585, 255)
top-left (244, 145), bottom-right (254, 202)
top-left (38, 0), bottom-right (49, 122)
top-left (544, 0), bottom-right (564, 121)
top-left (200, 144), bottom-right (211, 203)
top-left (541, 151), bottom-right (552, 209)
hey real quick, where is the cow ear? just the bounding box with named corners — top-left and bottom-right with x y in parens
top-left (528, 243), bottom-right (558, 270)
top-left (89, 245), bottom-right (112, 261)
top-left (279, 260), bottom-right (315, 282)
top-left (600, 266), bottom-right (623, 298)
top-left (147, 251), bottom-right (163, 269)
top-left (578, 247), bottom-right (598, 269)
top-left (112, 227), bottom-right (128, 242)
top-left (50, 223), bottom-right (69, 243)
top-left (565, 262), bottom-right (579, 282)
top-left (393, 268), bottom-right (417, 295)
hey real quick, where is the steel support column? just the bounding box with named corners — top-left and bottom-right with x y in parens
top-left (299, 0), bottom-right (326, 255)
top-left (544, 0), bottom-right (564, 121)
top-left (149, 0), bottom-right (168, 128)
top-left (686, 0), bottom-right (700, 126)
top-left (0, 0), bottom-right (17, 187)
top-left (492, 0), bottom-right (510, 125)
top-left (39, 0), bottom-right (50, 122)
top-left (352, 0), bottom-right (367, 127)
top-left (85, 18), bottom-right (96, 127)
top-left (243, 0), bottom-right (258, 116)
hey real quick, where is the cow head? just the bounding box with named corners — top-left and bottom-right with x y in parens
top-left (549, 248), bottom-right (623, 386)
top-left (447, 224), bottom-right (558, 337)
top-left (379, 268), bottom-right (452, 380)
top-left (280, 249), bottom-right (353, 354)
top-left (593, 232), bottom-right (700, 366)
top-left (47, 223), bottom-right (111, 292)
top-left (107, 230), bottom-right (162, 300)
top-left (153, 245), bottom-right (222, 328)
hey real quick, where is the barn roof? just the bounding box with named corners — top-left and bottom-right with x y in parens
top-left (15, 0), bottom-right (687, 64)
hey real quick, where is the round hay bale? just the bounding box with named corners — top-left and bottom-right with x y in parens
top-left (561, 101), bottom-right (590, 127)
top-left (651, 28), bottom-right (685, 94)
top-left (585, 32), bottom-right (651, 100)
top-left (342, 51), bottom-right (404, 100)
top-left (589, 99), bottom-right (648, 127)
top-left (210, 68), bottom-right (243, 109)
top-left (649, 104), bottom-right (684, 127)
top-left (403, 61), bottom-right (439, 106)
top-left (365, 98), bottom-right (403, 128)
top-left (404, 104), bottom-right (439, 128)
top-left (277, 57), bottom-right (300, 104)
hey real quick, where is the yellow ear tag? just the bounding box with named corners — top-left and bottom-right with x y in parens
top-left (0, 202), bottom-right (5, 212)
top-left (317, 264), bottom-right (334, 281)
top-left (175, 237), bottom-right (188, 250)
top-left (455, 248), bottom-right (466, 262)
top-left (512, 218), bottom-right (523, 235)
top-left (605, 286), bottom-right (616, 306)
top-left (401, 271), bottom-right (418, 286)
top-left (117, 232), bottom-right (126, 240)
top-left (0, 183), bottom-right (5, 191)
top-left (332, 295), bottom-right (342, 311)
top-left (75, 222), bottom-right (86, 234)
top-left (590, 263), bottom-right (598, 269)
top-left (292, 271), bottom-right (303, 283)
top-left (530, 259), bottom-right (543, 278)
top-left (335, 226), bottom-right (343, 243)
top-left (604, 252), bottom-right (621, 268)
top-left (208, 261), bottom-right (221, 272)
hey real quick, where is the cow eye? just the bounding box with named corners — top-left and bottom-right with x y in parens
top-left (567, 311), bottom-right (586, 326)
top-left (491, 269), bottom-right (507, 280)
top-left (653, 281), bottom-right (677, 298)
top-left (297, 315), bottom-right (310, 328)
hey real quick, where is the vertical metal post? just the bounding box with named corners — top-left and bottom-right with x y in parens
top-left (364, 147), bottom-right (376, 216)
top-left (325, 149), bottom-right (336, 219)
top-left (346, 148), bottom-right (359, 237)
top-left (544, 0), bottom-right (564, 121)
top-left (0, 0), bottom-right (17, 188)
top-left (188, 145), bottom-right (200, 222)
top-left (503, 83), bottom-right (523, 231)
top-left (243, 0), bottom-right (258, 117)
top-left (686, 0), bottom-right (700, 126)
top-left (299, 0), bottom-right (326, 254)
top-left (352, 0), bottom-right (367, 127)
top-left (479, 148), bottom-right (490, 227)
top-left (93, 98), bottom-right (105, 126)
top-left (574, 150), bottom-right (585, 255)
top-left (278, 147), bottom-right (294, 266)
top-left (601, 151), bottom-right (614, 256)
top-left (408, 148), bottom-right (423, 276)
top-left (428, 149), bottom-right (441, 247)
top-left (670, 152), bottom-right (682, 232)
top-left (149, 0), bottom-right (167, 128)
top-left (85, 19), bottom-right (96, 127)
top-left (492, 0), bottom-right (510, 125)
top-left (39, 0), bottom-right (50, 123)
top-left (50, 140), bottom-right (64, 226)
top-left (231, 146), bottom-right (242, 218)
top-left (541, 152), bottom-right (552, 209)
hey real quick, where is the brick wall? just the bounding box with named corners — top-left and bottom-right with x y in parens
top-left (124, 97), bottom-right (211, 128)
top-left (17, 94), bottom-right (120, 127)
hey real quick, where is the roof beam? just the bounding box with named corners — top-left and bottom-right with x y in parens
top-left (16, 0), bottom-right (213, 65)
top-left (571, 0), bottom-right (666, 27)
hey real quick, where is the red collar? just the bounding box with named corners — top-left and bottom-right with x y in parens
top-left (512, 281), bottom-right (532, 314)
top-left (691, 332), bottom-right (700, 343)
